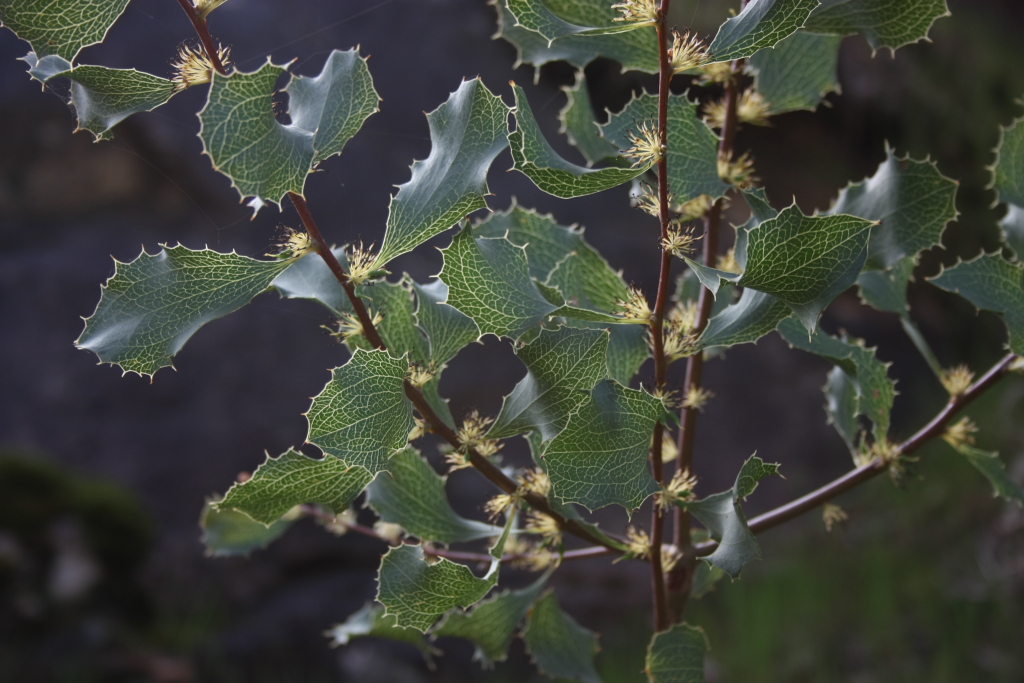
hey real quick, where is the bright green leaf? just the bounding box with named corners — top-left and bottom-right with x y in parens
top-left (366, 448), bottom-right (499, 544)
top-left (510, 84), bottom-right (647, 198)
top-left (433, 573), bottom-right (549, 666)
top-left (440, 230), bottom-right (558, 339)
top-left (0, 0), bottom-right (130, 61)
top-left (494, 0), bottom-right (659, 73)
top-left (506, 0), bottom-right (643, 43)
top-left (215, 448), bottom-right (371, 525)
top-left (373, 79), bottom-right (508, 267)
top-left (200, 502), bottom-right (292, 557)
top-left (646, 623), bottom-right (708, 683)
top-left (736, 204), bottom-right (875, 332)
top-left (749, 31), bottom-right (842, 113)
top-left (778, 318), bottom-right (895, 451)
top-left (685, 455), bottom-right (780, 578)
top-left (199, 50), bottom-right (379, 212)
top-left (929, 253), bottom-right (1024, 354)
top-left (48, 65), bottom-right (177, 141)
top-left (522, 590), bottom-right (601, 683)
top-left (76, 245), bottom-right (291, 378)
top-left (489, 327), bottom-right (610, 441)
top-left (560, 73), bottom-right (621, 166)
top-left (827, 149), bottom-right (958, 269)
top-left (544, 380), bottom-right (662, 511)
top-left (708, 0), bottom-right (819, 62)
top-left (697, 288), bottom-right (791, 350)
top-left (327, 603), bottom-right (437, 656)
top-left (949, 443), bottom-right (1024, 507)
top-left (601, 93), bottom-right (726, 205)
top-left (306, 349), bottom-right (415, 474)
top-left (804, 0), bottom-right (950, 52)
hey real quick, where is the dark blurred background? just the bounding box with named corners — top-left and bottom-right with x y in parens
top-left (1, 0), bottom-right (1023, 681)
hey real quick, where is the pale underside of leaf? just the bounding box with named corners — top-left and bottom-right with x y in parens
top-left (50, 65), bottom-right (178, 140)
top-left (327, 603), bottom-right (437, 656)
top-left (559, 72), bottom-right (621, 166)
top-left (748, 31), bottom-right (842, 114)
top-left (200, 503), bottom-right (292, 557)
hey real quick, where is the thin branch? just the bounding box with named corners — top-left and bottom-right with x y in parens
top-left (175, 0), bottom-right (228, 76)
top-left (693, 353), bottom-right (1018, 555)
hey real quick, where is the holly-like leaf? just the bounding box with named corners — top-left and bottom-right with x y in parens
top-left (684, 455), bottom-right (780, 578)
top-left (214, 448), bottom-right (371, 525)
top-left (433, 573), bottom-right (549, 666)
top-left (696, 288), bottom-right (791, 350)
top-left (366, 448), bottom-right (499, 544)
top-left (601, 93), bottom-right (726, 205)
top-left (412, 280), bottom-right (479, 367)
top-left (489, 327), bottom-right (609, 441)
top-left (544, 380), bottom-right (662, 511)
top-left (560, 73), bottom-right (620, 166)
top-left (493, 0), bottom-right (659, 74)
top-left (306, 350), bottom-right (415, 474)
top-left (736, 204), bottom-right (876, 332)
top-left (748, 31), bottom-right (842, 114)
top-left (949, 443), bottom-right (1024, 507)
top-left (0, 0), bottom-right (130, 61)
top-left (682, 257), bottom-right (741, 299)
top-left (327, 603), bottom-right (437, 656)
top-left (373, 79), bottom-right (508, 267)
top-left (994, 117), bottom-right (1024, 259)
top-left (200, 503), bottom-right (292, 557)
top-left (646, 623), bottom-right (708, 683)
top-left (505, 0), bottom-right (644, 43)
top-left (708, 0), bottom-right (820, 63)
top-left (510, 84), bottom-right (647, 198)
top-left (199, 49), bottom-right (379, 212)
top-left (827, 149), bottom-right (958, 270)
top-left (804, 0), bottom-right (950, 53)
top-left (272, 248), bottom-right (353, 315)
top-left (440, 230), bottom-right (558, 339)
top-left (46, 66), bottom-right (178, 141)
top-left (778, 318), bottom-right (895, 452)
top-left (523, 590), bottom-right (601, 683)
top-left (857, 256), bottom-right (914, 314)
top-left (360, 280), bottom-right (429, 359)
top-left (928, 253), bottom-right (1024, 354)
top-left (76, 245), bottom-right (292, 378)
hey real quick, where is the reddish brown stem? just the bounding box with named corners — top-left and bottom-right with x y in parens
top-left (175, 0), bottom-right (228, 76)
top-left (693, 353), bottom-right (1018, 555)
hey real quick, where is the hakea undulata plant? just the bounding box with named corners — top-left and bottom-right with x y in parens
top-left (7, 0), bottom-right (1024, 679)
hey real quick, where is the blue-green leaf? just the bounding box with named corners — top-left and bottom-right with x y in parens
top-left (0, 0), bottom-right (130, 61)
top-left (804, 0), bottom-right (950, 53)
top-left (522, 590), bottom-right (601, 683)
top-left (708, 0), bottom-right (820, 62)
top-left (749, 31), bottom-right (842, 114)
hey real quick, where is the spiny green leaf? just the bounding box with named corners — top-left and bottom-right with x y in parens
top-left (362, 279), bottom-right (430, 361)
top-left (804, 0), bottom-right (950, 53)
top-left (708, 0), bottom-right (820, 62)
top-left (646, 623), bottom-right (708, 683)
top-left (440, 229), bottom-right (557, 339)
top-left (510, 84), bottom-right (647, 198)
top-left (778, 318), bottom-right (895, 451)
top-left (601, 93), bottom-right (726, 205)
top-left (306, 349), bottom-right (415, 474)
top-left (489, 327), bottom-right (610, 441)
top-left (200, 502), bottom-right (292, 557)
top-left (0, 0), bottom-right (130, 61)
top-left (994, 117), bottom-right (1024, 259)
top-left (327, 603), bottom-right (437, 655)
top-left (827, 149), bottom-right (958, 269)
top-left (522, 590), bottom-right (601, 683)
top-left (544, 380), bottom-right (662, 511)
top-left (736, 204), bottom-right (875, 332)
top-left (697, 289), bottom-right (791, 350)
top-left (272, 248), bottom-right (353, 315)
top-left (928, 253), bottom-right (1024, 354)
top-left (433, 573), bottom-right (549, 666)
top-left (506, 0), bottom-right (644, 43)
top-left (685, 454), bottom-right (780, 578)
top-left (493, 0), bottom-right (659, 74)
top-left (366, 448), bottom-right (499, 544)
top-left (373, 79), bottom-right (508, 267)
top-left (214, 448), bottom-right (371, 525)
top-left (75, 245), bottom-right (291, 378)
top-left (412, 280), bottom-right (479, 367)
top-left (199, 49), bottom-right (379, 212)
top-left (857, 256), bottom-right (914, 314)
top-left (47, 66), bottom-right (177, 141)
top-left (682, 257), bottom-right (741, 299)
top-left (749, 31), bottom-right (842, 114)
top-left (949, 443), bottom-right (1024, 507)
top-left (560, 73), bottom-right (621, 166)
